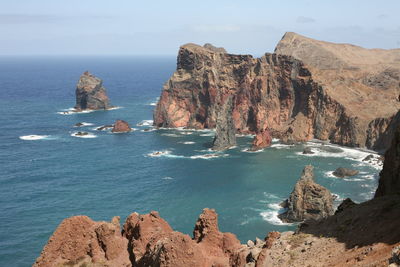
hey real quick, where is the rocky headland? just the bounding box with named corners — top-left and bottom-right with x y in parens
top-left (154, 34), bottom-right (400, 152)
top-left (75, 71), bottom-right (111, 111)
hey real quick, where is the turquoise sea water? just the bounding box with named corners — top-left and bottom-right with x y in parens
top-left (0, 57), bottom-right (381, 266)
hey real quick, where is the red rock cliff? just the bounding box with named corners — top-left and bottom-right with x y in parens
top-left (154, 36), bottom-right (400, 150)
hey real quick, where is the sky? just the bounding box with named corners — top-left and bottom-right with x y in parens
top-left (0, 0), bottom-right (399, 56)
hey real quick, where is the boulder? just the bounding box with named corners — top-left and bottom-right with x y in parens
top-left (278, 165), bottom-right (334, 222)
top-left (303, 147), bottom-right (314, 154)
top-left (75, 131), bottom-right (88, 136)
top-left (75, 71), bottom-right (111, 110)
top-left (333, 167), bottom-right (359, 178)
top-left (112, 120), bottom-right (131, 133)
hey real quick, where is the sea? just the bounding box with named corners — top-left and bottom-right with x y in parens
top-left (0, 56), bottom-right (382, 266)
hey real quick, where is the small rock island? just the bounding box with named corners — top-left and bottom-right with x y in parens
top-left (75, 71), bottom-right (111, 111)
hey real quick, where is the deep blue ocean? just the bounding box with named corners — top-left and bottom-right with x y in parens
top-left (0, 56), bottom-right (381, 266)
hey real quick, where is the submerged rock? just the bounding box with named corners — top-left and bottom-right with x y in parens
top-left (303, 147), bottom-right (314, 154)
top-left (111, 120), bottom-right (131, 133)
top-left (96, 124), bottom-right (114, 131)
top-left (278, 165), bottom-right (334, 222)
top-left (332, 167), bottom-right (359, 178)
top-left (212, 96), bottom-right (236, 150)
top-left (75, 71), bottom-right (111, 111)
top-left (74, 122), bottom-right (84, 127)
top-left (75, 131), bottom-right (88, 136)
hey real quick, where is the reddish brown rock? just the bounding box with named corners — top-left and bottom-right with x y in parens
top-left (75, 71), bottom-right (111, 110)
top-left (138, 231), bottom-right (208, 267)
top-left (111, 119), bottom-right (132, 133)
top-left (33, 216), bottom-right (130, 267)
top-left (123, 211), bottom-right (173, 263)
top-left (251, 129), bottom-right (272, 151)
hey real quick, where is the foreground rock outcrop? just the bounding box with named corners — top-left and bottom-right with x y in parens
top-left (112, 120), bottom-right (132, 133)
top-left (35, 209), bottom-right (250, 267)
top-left (154, 35), bottom-right (400, 150)
top-left (278, 165), bottom-right (334, 222)
top-left (75, 71), bottom-right (111, 110)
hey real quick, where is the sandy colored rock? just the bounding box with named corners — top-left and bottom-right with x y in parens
top-left (75, 71), bottom-right (111, 110)
top-left (112, 119), bottom-right (132, 133)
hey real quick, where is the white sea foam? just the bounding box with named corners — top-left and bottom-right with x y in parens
top-left (162, 176), bottom-right (173, 180)
top-left (57, 106), bottom-right (121, 115)
top-left (324, 171), bottom-right (336, 178)
top-left (179, 141), bottom-right (195, 145)
top-left (148, 97), bottom-right (159, 106)
top-left (19, 135), bottom-right (51, 141)
top-left (200, 132), bottom-right (214, 137)
top-left (70, 132), bottom-right (97, 138)
top-left (189, 153), bottom-right (229, 159)
top-left (161, 133), bottom-right (180, 137)
top-left (141, 128), bottom-right (156, 132)
top-left (241, 148), bottom-right (264, 153)
top-left (136, 120), bottom-right (154, 127)
top-left (147, 150), bottom-right (173, 157)
top-left (179, 132), bottom-right (193, 135)
top-left (332, 193), bottom-right (344, 201)
top-left (297, 141), bottom-right (382, 170)
top-left (270, 143), bottom-right (294, 149)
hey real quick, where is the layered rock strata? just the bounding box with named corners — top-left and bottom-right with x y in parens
top-left (154, 35), bottom-right (400, 150)
top-left (278, 165), bottom-right (334, 222)
top-left (75, 71), bottom-right (111, 110)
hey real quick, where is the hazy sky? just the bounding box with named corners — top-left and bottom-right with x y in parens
top-left (1, 0), bottom-right (399, 56)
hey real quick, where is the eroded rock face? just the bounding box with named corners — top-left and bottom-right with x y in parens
top-left (212, 96), bottom-right (237, 150)
top-left (112, 120), bottom-right (132, 133)
top-left (278, 165), bottom-right (334, 222)
top-left (154, 35), bottom-right (400, 150)
top-left (375, 122), bottom-right (400, 197)
top-left (33, 216), bottom-right (130, 267)
top-left (75, 71), bottom-right (111, 110)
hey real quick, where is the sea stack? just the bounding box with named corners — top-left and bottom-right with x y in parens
top-left (250, 129), bottom-right (272, 151)
top-left (75, 71), bottom-right (111, 111)
top-left (212, 96), bottom-right (236, 150)
top-left (111, 120), bottom-right (131, 133)
top-left (279, 165), bottom-right (334, 222)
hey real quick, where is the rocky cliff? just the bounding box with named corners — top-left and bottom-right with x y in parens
top-left (212, 95), bottom-right (237, 150)
top-left (154, 35), bottom-right (400, 150)
top-left (375, 115), bottom-right (400, 197)
top-left (278, 165), bottom-right (334, 222)
top-left (75, 71), bottom-right (111, 110)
